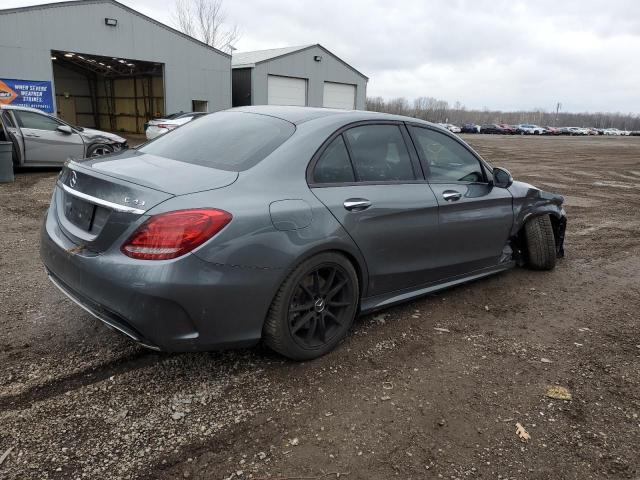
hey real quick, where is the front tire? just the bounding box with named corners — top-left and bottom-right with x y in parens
top-left (524, 215), bottom-right (557, 270)
top-left (87, 143), bottom-right (115, 157)
top-left (263, 252), bottom-right (359, 361)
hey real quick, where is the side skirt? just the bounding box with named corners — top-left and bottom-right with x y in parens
top-left (360, 262), bottom-right (515, 313)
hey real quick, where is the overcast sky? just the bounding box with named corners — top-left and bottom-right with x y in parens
top-left (4, 0), bottom-right (640, 113)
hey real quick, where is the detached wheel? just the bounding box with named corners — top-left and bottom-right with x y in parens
top-left (87, 143), bottom-right (114, 157)
top-left (524, 215), bottom-right (557, 270)
top-left (263, 252), bottom-right (359, 360)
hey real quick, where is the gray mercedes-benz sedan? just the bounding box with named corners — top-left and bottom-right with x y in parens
top-left (40, 106), bottom-right (566, 360)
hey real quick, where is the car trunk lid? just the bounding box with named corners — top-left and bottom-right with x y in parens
top-left (54, 152), bottom-right (238, 252)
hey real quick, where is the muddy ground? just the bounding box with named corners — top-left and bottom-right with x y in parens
top-left (1, 135), bottom-right (639, 480)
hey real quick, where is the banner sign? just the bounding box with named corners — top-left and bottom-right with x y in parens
top-left (0, 78), bottom-right (54, 113)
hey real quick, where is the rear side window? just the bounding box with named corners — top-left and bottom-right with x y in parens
top-left (15, 111), bottom-right (63, 131)
top-left (313, 135), bottom-right (355, 184)
top-left (409, 126), bottom-right (485, 183)
top-left (140, 112), bottom-right (295, 171)
top-left (344, 125), bottom-right (415, 182)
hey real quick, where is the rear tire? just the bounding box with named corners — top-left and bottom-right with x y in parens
top-left (524, 215), bottom-right (557, 270)
top-left (263, 252), bottom-right (359, 361)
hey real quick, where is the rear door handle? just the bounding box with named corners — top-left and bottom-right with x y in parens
top-left (442, 190), bottom-right (462, 202)
top-left (344, 198), bottom-right (372, 211)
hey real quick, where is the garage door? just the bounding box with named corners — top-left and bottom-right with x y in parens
top-left (267, 75), bottom-right (307, 106)
top-left (323, 82), bottom-right (356, 109)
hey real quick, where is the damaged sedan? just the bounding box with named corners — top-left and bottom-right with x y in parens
top-left (40, 106), bottom-right (566, 360)
top-left (0, 105), bottom-right (127, 167)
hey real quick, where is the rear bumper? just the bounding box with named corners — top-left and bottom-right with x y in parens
top-left (40, 204), bottom-right (282, 352)
top-left (47, 271), bottom-right (161, 351)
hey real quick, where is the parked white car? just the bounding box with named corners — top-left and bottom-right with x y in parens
top-left (437, 123), bottom-right (462, 134)
top-left (145, 112), bottom-right (208, 140)
top-left (603, 128), bottom-right (621, 136)
top-left (518, 124), bottom-right (545, 135)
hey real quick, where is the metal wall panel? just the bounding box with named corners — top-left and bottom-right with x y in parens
top-left (250, 45), bottom-right (367, 110)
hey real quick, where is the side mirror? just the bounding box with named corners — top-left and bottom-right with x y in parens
top-left (492, 167), bottom-right (513, 188)
top-left (57, 125), bottom-right (74, 134)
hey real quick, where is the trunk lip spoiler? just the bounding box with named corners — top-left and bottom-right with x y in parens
top-left (60, 182), bottom-right (146, 215)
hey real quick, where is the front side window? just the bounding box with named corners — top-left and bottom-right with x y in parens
top-left (313, 135), bottom-right (355, 184)
top-left (343, 125), bottom-right (415, 182)
top-left (409, 126), bottom-right (485, 183)
top-left (15, 111), bottom-right (63, 131)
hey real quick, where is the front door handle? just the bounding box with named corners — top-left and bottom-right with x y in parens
top-left (442, 190), bottom-right (462, 202)
top-left (344, 198), bottom-right (372, 211)
top-left (24, 133), bottom-right (40, 138)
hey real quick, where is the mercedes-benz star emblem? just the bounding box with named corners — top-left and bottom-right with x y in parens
top-left (70, 171), bottom-right (78, 188)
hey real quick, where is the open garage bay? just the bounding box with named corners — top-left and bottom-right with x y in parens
top-left (0, 135), bottom-right (639, 479)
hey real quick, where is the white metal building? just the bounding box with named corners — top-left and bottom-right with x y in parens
top-left (0, 0), bottom-right (231, 133)
top-left (231, 44), bottom-right (368, 110)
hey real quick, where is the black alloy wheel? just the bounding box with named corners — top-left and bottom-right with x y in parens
top-left (288, 265), bottom-right (353, 349)
top-left (263, 252), bottom-right (359, 360)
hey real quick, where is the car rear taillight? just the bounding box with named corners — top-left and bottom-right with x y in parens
top-left (121, 209), bottom-right (232, 260)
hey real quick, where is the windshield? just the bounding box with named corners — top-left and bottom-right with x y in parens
top-left (140, 111), bottom-right (295, 171)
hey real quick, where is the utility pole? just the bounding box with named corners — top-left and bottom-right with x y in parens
top-left (554, 102), bottom-right (562, 127)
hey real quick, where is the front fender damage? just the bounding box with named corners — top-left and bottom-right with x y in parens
top-left (508, 181), bottom-right (567, 264)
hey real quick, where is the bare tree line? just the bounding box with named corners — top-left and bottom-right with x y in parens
top-left (173, 0), bottom-right (240, 53)
top-left (367, 96), bottom-right (640, 130)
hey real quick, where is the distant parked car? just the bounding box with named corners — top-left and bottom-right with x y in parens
top-left (480, 124), bottom-right (507, 134)
top-left (437, 123), bottom-right (462, 134)
top-left (0, 104), bottom-right (127, 167)
top-left (461, 123), bottom-right (481, 133)
top-left (145, 112), bottom-right (208, 140)
top-left (603, 128), bottom-right (620, 136)
top-left (630, 131), bottom-right (640, 136)
top-left (518, 124), bottom-right (545, 135)
top-left (499, 124), bottom-right (518, 135)
top-left (543, 126), bottom-right (561, 135)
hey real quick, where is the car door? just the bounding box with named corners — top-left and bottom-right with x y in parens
top-left (408, 125), bottom-right (514, 278)
top-left (13, 110), bottom-right (85, 165)
top-left (309, 122), bottom-right (440, 297)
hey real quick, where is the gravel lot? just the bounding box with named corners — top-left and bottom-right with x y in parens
top-left (1, 135), bottom-right (639, 480)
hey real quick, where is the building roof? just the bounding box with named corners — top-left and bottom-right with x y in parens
top-left (0, 0), bottom-right (230, 58)
top-left (231, 45), bottom-right (314, 68)
top-left (232, 44), bottom-right (368, 80)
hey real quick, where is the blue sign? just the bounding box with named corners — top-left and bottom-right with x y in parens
top-left (0, 78), bottom-right (54, 113)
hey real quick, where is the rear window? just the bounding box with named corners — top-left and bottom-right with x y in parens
top-left (140, 112), bottom-right (295, 171)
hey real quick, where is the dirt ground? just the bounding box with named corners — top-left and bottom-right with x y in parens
top-left (1, 135), bottom-right (639, 480)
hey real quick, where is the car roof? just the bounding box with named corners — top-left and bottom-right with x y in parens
top-left (0, 104), bottom-right (46, 114)
top-left (229, 105), bottom-right (436, 127)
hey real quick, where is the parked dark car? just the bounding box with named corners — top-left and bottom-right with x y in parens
top-left (41, 107), bottom-right (566, 360)
top-left (480, 124), bottom-right (507, 134)
top-left (461, 123), bottom-right (481, 133)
